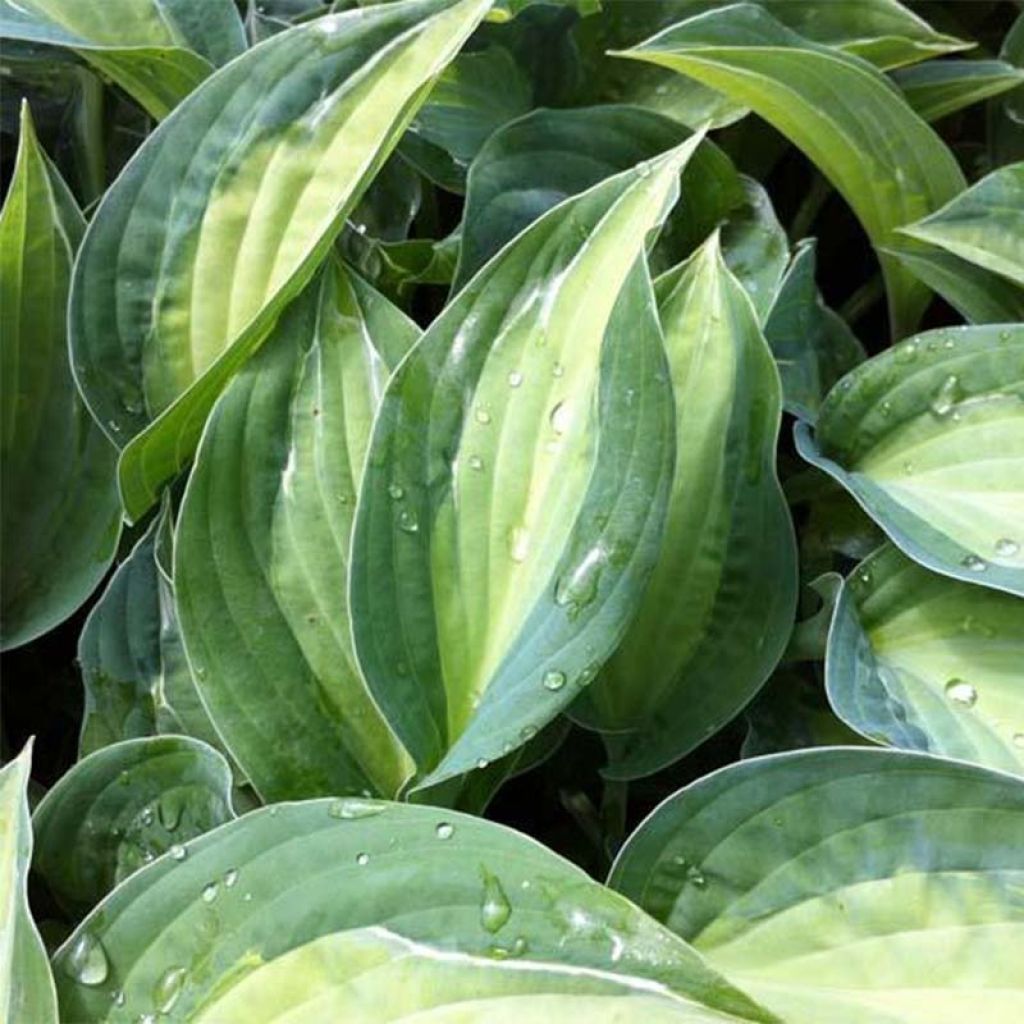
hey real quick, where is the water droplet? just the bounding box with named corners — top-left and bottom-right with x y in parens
top-left (507, 370), bottom-right (523, 388)
top-left (549, 401), bottom-right (571, 435)
top-left (552, 362), bottom-right (564, 378)
top-left (138, 1014), bottom-right (157, 1024)
top-left (894, 341), bottom-right (918, 364)
top-left (64, 932), bottom-right (108, 986)
top-left (398, 510), bottom-right (419, 534)
top-left (169, 844), bottom-right (187, 862)
top-left (153, 966), bottom-right (187, 1014)
top-left (112, 990), bottom-right (125, 1007)
top-left (224, 869), bottom-right (238, 888)
top-left (507, 525), bottom-right (530, 563)
top-left (554, 544), bottom-right (607, 619)
top-left (962, 554), bottom-right (988, 572)
top-left (995, 538), bottom-right (1020, 558)
top-left (634, 159), bottom-right (652, 178)
top-left (201, 882), bottom-right (218, 903)
top-left (902, 461), bottom-right (914, 475)
top-left (139, 807), bottom-right (154, 827)
top-left (468, 455), bottom-right (484, 472)
top-left (542, 670), bottom-right (566, 692)
top-left (879, 401), bottom-right (892, 418)
top-left (474, 406), bottom-right (492, 425)
top-left (1012, 732), bottom-right (1024, 749)
top-left (929, 374), bottom-right (959, 418)
top-left (388, 483), bottom-right (404, 500)
top-left (998, 329), bottom-right (1011, 342)
top-left (436, 822), bottom-right (454, 840)
top-left (476, 757), bottom-right (489, 770)
top-left (856, 569), bottom-right (872, 587)
top-left (480, 870), bottom-right (512, 933)
top-left (328, 797), bottom-right (386, 820)
top-left (520, 724), bottom-right (537, 741)
top-left (487, 935), bottom-right (529, 959)
top-left (355, 852), bottom-right (370, 867)
top-left (243, 892), bottom-right (253, 902)
top-left (945, 679), bottom-right (978, 708)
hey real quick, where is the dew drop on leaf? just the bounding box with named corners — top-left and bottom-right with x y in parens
top-left (224, 868), bottom-right (239, 888)
top-left (945, 679), bottom-right (977, 707)
top-left (507, 370), bottom-right (523, 388)
top-left (398, 510), bottom-right (419, 534)
top-left (549, 401), bottom-right (570, 435)
top-left (356, 852), bottom-right (370, 867)
top-left (436, 822), bottom-right (454, 840)
top-left (480, 869), bottom-right (512, 933)
top-left (542, 670), bottom-right (566, 692)
top-left (468, 455), bottom-right (484, 471)
top-left (474, 406), bottom-right (492, 425)
top-left (995, 538), bottom-right (1020, 558)
top-left (387, 482), bottom-right (404, 500)
top-left (507, 524), bottom-right (530, 563)
top-left (929, 374), bottom-right (959, 418)
top-left (169, 843), bottom-right (187, 862)
top-left (328, 797), bottom-right (386, 820)
top-left (634, 159), bottom-right (651, 178)
top-left (201, 882), bottom-right (218, 903)
top-left (153, 966), bottom-right (187, 1014)
top-left (961, 554), bottom-right (988, 572)
top-left (64, 931), bottom-right (108, 986)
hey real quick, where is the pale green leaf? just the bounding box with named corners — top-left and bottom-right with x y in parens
top-left (0, 103), bottom-right (120, 651)
top-left (617, 2), bottom-right (966, 338)
top-left (827, 542), bottom-right (1024, 776)
top-left (176, 259), bottom-right (417, 801)
top-left (350, 143), bottom-right (698, 789)
top-left (893, 59), bottom-right (1024, 123)
top-left (610, 747), bottom-right (1024, 1024)
top-left (0, 0), bottom-right (246, 118)
top-left (796, 324), bottom-right (1024, 596)
top-left (68, 0), bottom-right (493, 523)
top-left (899, 161), bottom-right (1024, 287)
top-left (53, 800), bottom-right (773, 1022)
top-left (0, 743), bottom-right (57, 1024)
top-left (573, 234), bottom-right (797, 779)
top-left (32, 736), bottom-right (234, 919)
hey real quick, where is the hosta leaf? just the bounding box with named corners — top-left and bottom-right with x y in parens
top-left (609, 747), bottom-right (1024, 1024)
top-left (989, 13), bottom-right (1024, 166)
top-left (453, 104), bottom-right (744, 290)
top-left (0, 103), bottom-right (120, 651)
top-left (618, 2), bottom-right (966, 338)
top-left (351, 142), bottom-right (697, 789)
top-left (77, 509), bottom-right (227, 761)
top-left (0, 0), bottom-right (246, 118)
top-left (192, 926), bottom-right (752, 1023)
top-left (719, 177), bottom-right (788, 322)
top-left (884, 243), bottom-right (1024, 324)
top-left (894, 59), bottom-right (1024, 123)
top-left (0, 744), bottom-right (57, 1024)
top-left (763, 239), bottom-right (865, 421)
top-left (399, 45), bottom-right (532, 193)
top-left (899, 161), bottom-right (1024, 287)
top-left (573, 235), bottom-right (797, 779)
top-left (827, 543), bottom-right (1024, 776)
top-left (176, 259), bottom-right (417, 802)
top-left (68, 0), bottom-right (492, 523)
top-left (573, 0), bottom-right (966, 132)
top-left (32, 736), bottom-right (234, 919)
top-left (795, 324), bottom-right (1024, 596)
top-left (54, 800), bottom-right (774, 1023)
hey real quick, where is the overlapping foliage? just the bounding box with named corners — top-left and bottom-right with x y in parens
top-left (1, 1), bottom-right (1022, 1021)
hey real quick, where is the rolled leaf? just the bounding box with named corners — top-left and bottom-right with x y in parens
top-left (899, 161), bottom-right (1024, 287)
top-left (796, 324), bottom-right (1024, 596)
top-left (0, 103), bottom-right (120, 651)
top-left (54, 800), bottom-right (774, 1023)
top-left (827, 542), bottom-right (1024, 776)
top-left (453, 104), bottom-right (744, 290)
top-left (32, 736), bottom-right (234, 919)
top-left (610, 747), bottom-right (1024, 1024)
top-left (894, 59), bottom-right (1024, 123)
top-left (0, 0), bottom-right (246, 118)
top-left (0, 743), bottom-right (57, 1024)
top-left (574, 234), bottom-right (797, 779)
top-left (762, 239), bottom-right (865, 421)
top-left (176, 259), bottom-right (417, 802)
top-left (616, 2), bottom-right (966, 338)
top-left (68, 0), bottom-right (492, 523)
top-left (350, 142), bottom-right (697, 789)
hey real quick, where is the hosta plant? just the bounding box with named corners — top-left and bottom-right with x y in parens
top-left (1, 1), bottom-right (1023, 1021)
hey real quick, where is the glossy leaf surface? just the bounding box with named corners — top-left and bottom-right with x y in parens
top-left (827, 543), bottom-right (1024, 776)
top-left (54, 800), bottom-right (773, 1023)
top-left (618, 2), bottom-right (966, 337)
top-left (0, 104), bottom-right (120, 651)
top-left (0, 744), bottom-right (57, 1024)
top-left (611, 747), bottom-right (1024, 1024)
top-left (576, 235), bottom-right (797, 779)
top-left (899, 161), bottom-right (1024, 287)
top-left (176, 260), bottom-right (417, 802)
top-left (0, 0), bottom-right (245, 118)
top-left (894, 59), bottom-right (1024, 123)
top-left (32, 736), bottom-right (234, 919)
top-left (796, 324), bottom-right (1024, 596)
top-left (351, 144), bottom-right (695, 789)
top-left (69, 0), bottom-right (492, 522)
